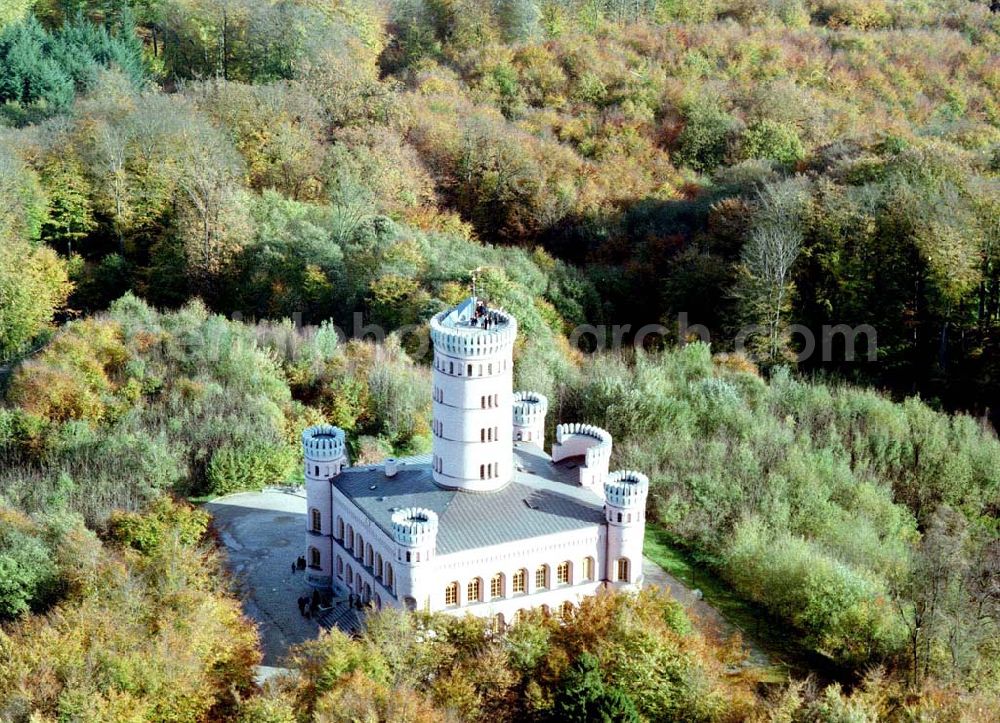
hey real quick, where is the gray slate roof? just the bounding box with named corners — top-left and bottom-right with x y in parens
top-left (333, 444), bottom-right (605, 555)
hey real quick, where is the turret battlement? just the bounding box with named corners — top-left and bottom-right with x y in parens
top-left (302, 424), bottom-right (346, 461)
top-left (390, 507), bottom-right (439, 547)
top-left (554, 423), bottom-right (612, 467)
top-left (604, 470), bottom-right (649, 510)
top-left (430, 298), bottom-right (517, 358)
top-left (513, 391), bottom-right (548, 425)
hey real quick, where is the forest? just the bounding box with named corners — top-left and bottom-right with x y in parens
top-left (0, 0), bottom-right (998, 721)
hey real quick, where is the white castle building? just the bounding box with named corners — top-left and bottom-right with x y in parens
top-left (302, 297), bottom-right (648, 625)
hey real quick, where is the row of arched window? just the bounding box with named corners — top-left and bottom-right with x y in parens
top-left (443, 557), bottom-right (628, 608)
top-left (434, 356), bottom-right (508, 378)
top-left (337, 553), bottom-right (395, 594)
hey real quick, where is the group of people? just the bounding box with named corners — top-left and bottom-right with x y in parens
top-left (297, 589), bottom-right (321, 619)
top-left (472, 301), bottom-right (502, 329)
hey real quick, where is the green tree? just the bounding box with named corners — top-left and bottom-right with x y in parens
top-left (0, 514), bottom-right (58, 619)
top-left (552, 651), bottom-right (640, 722)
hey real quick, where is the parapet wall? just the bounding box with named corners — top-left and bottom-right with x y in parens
top-left (513, 391), bottom-right (549, 425)
top-left (552, 422), bottom-right (613, 492)
top-left (603, 470), bottom-right (649, 510)
top-left (430, 308), bottom-right (517, 358)
top-left (390, 507), bottom-right (439, 547)
top-left (302, 424), bottom-right (346, 461)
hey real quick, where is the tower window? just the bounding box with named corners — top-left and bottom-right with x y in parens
top-left (557, 561), bottom-right (571, 586)
top-left (309, 547), bottom-right (321, 569)
top-left (310, 508), bottom-right (321, 532)
top-left (488, 363), bottom-right (492, 374)
top-left (467, 364), bottom-right (472, 376)
top-left (481, 395), bottom-right (486, 408)
top-left (513, 568), bottom-right (527, 594)
top-left (480, 464), bottom-right (485, 479)
top-left (450, 361), bottom-right (454, 374)
top-left (617, 558), bottom-right (630, 582)
top-left (535, 565), bottom-right (548, 590)
top-left (445, 581), bottom-right (459, 606)
top-left (481, 428), bottom-right (485, 442)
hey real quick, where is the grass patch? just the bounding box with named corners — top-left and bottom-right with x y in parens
top-left (644, 524), bottom-right (852, 685)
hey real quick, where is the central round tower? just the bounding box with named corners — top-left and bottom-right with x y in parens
top-left (430, 297), bottom-right (517, 493)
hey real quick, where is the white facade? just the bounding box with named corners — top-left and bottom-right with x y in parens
top-left (304, 297), bottom-right (649, 625)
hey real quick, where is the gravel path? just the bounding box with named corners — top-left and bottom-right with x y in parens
top-left (642, 558), bottom-right (772, 668)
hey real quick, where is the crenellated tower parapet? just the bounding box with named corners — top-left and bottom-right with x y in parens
top-left (302, 424), bottom-right (346, 462)
top-left (551, 423), bottom-right (613, 495)
top-left (512, 391), bottom-right (548, 446)
top-left (603, 470), bottom-right (649, 512)
top-left (391, 507), bottom-right (439, 548)
top-left (429, 305), bottom-right (518, 358)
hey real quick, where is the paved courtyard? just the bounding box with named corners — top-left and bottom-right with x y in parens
top-left (206, 488), bottom-right (322, 666)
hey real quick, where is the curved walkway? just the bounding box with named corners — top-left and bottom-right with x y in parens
top-left (206, 488), bottom-right (320, 666)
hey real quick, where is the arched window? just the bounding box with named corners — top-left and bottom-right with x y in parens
top-left (346, 526), bottom-right (354, 551)
top-left (374, 593), bottom-right (382, 610)
top-left (617, 558), bottom-right (630, 582)
top-left (336, 516), bottom-right (344, 540)
top-left (583, 556), bottom-right (595, 581)
top-left (310, 508), bottom-right (321, 532)
top-left (512, 568), bottom-right (527, 594)
top-left (375, 553), bottom-right (383, 580)
top-left (309, 546), bottom-right (321, 569)
top-left (467, 577), bottom-right (482, 603)
top-left (366, 543), bottom-right (373, 567)
top-left (336, 555), bottom-right (343, 576)
top-left (467, 363), bottom-right (472, 376)
top-left (480, 464), bottom-right (485, 479)
top-left (445, 581), bottom-right (459, 607)
top-left (386, 563), bottom-right (394, 592)
top-left (346, 566), bottom-right (353, 586)
top-left (490, 572), bottom-right (504, 599)
top-left (492, 613), bottom-right (504, 632)
top-left (535, 565), bottom-right (548, 590)
top-left (356, 534), bottom-right (364, 560)
top-left (556, 561), bottom-right (571, 586)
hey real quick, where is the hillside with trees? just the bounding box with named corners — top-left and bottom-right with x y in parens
top-left (1, 1), bottom-right (998, 721)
